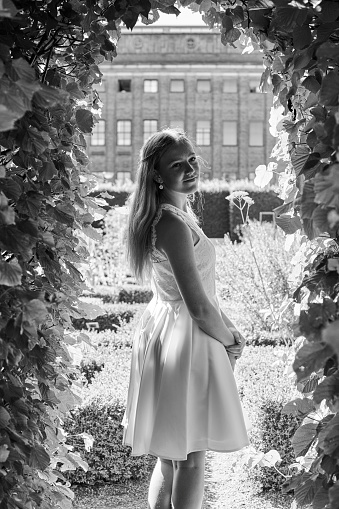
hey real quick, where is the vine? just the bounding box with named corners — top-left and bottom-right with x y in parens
top-left (1, 0), bottom-right (339, 508)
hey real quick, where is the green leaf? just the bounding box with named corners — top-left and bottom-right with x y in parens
top-left (292, 423), bottom-right (318, 457)
top-left (221, 26), bottom-right (241, 45)
top-left (312, 205), bottom-right (335, 236)
top-left (12, 58), bottom-right (36, 81)
top-left (23, 299), bottom-right (48, 325)
top-left (319, 72), bottom-right (339, 107)
top-left (275, 214), bottom-right (302, 234)
top-left (0, 444), bottom-right (9, 463)
top-left (322, 320), bottom-right (339, 361)
top-left (253, 164), bottom-right (275, 188)
top-left (301, 180), bottom-right (317, 220)
top-left (291, 145), bottom-right (310, 176)
top-left (295, 472), bottom-right (321, 507)
top-left (75, 109), bottom-right (95, 134)
top-left (293, 25), bottom-right (312, 50)
top-left (0, 177), bottom-right (22, 201)
top-left (272, 6), bottom-right (307, 32)
top-left (313, 486), bottom-right (329, 509)
top-left (17, 191), bottom-right (43, 218)
top-left (0, 225), bottom-right (34, 258)
top-left (316, 41), bottom-right (339, 65)
top-left (0, 260), bottom-right (22, 286)
top-left (302, 76), bottom-right (321, 95)
top-left (328, 482), bottom-right (339, 509)
top-left (282, 397), bottom-right (315, 418)
top-left (293, 342), bottom-right (333, 382)
top-left (0, 104), bottom-right (20, 131)
top-left (82, 225), bottom-right (102, 241)
top-left (318, 414), bottom-right (339, 455)
top-left (318, 1), bottom-right (339, 23)
top-left (40, 161), bottom-right (57, 182)
top-left (65, 82), bottom-right (85, 100)
top-left (29, 445), bottom-right (50, 470)
top-left (33, 84), bottom-right (68, 108)
top-left (0, 407), bottom-right (11, 428)
top-left (313, 371), bottom-right (339, 405)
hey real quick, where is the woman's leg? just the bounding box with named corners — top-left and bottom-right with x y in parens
top-left (172, 451), bottom-right (206, 509)
top-left (148, 457), bottom-right (173, 509)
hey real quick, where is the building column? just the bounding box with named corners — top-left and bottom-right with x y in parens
top-left (238, 76), bottom-right (249, 179)
top-left (212, 76), bottom-right (223, 178)
top-left (105, 69), bottom-right (115, 174)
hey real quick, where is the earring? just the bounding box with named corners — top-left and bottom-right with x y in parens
top-left (159, 183), bottom-right (164, 189)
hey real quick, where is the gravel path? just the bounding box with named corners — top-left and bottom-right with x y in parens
top-left (74, 449), bottom-right (292, 509)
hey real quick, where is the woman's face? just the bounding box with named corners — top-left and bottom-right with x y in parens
top-left (155, 140), bottom-right (200, 195)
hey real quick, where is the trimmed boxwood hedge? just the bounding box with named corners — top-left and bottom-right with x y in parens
top-left (72, 303), bottom-right (143, 331)
top-left (91, 180), bottom-right (282, 238)
top-left (85, 284), bottom-right (153, 304)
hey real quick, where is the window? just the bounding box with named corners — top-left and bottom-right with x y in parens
top-left (118, 79), bottom-right (131, 92)
top-left (144, 79), bottom-right (158, 93)
top-left (91, 120), bottom-right (105, 146)
top-left (170, 79), bottom-right (185, 92)
top-left (143, 119), bottom-right (158, 142)
top-left (223, 79), bottom-right (237, 93)
top-left (196, 120), bottom-right (210, 146)
top-left (197, 79), bottom-right (211, 93)
top-left (117, 120), bottom-right (131, 146)
top-left (223, 121), bottom-right (237, 146)
top-left (116, 171), bottom-right (131, 183)
top-left (249, 121), bottom-right (264, 146)
top-left (169, 120), bottom-right (184, 131)
top-left (249, 79), bottom-right (260, 93)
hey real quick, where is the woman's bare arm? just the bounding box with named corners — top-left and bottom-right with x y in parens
top-left (155, 212), bottom-right (235, 348)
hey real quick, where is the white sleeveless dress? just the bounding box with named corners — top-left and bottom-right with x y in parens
top-left (122, 203), bottom-right (249, 461)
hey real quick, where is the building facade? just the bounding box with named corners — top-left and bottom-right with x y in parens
top-left (88, 24), bottom-right (275, 182)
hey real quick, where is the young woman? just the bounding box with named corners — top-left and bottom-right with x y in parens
top-left (123, 128), bottom-right (249, 509)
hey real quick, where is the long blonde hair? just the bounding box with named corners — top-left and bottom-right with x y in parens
top-left (126, 128), bottom-right (199, 282)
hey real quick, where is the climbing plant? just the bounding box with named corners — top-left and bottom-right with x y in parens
top-left (1, 0), bottom-right (339, 507)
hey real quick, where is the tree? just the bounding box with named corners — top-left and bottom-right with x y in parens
top-left (1, 0), bottom-right (339, 507)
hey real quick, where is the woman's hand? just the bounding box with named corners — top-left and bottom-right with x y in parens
top-left (225, 327), bottom-right (246, 360)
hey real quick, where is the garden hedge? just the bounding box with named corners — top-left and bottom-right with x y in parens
top-left (72, 302), bottom-right (143, 331)
top-left (86, 284), bottom-right (153, 304)
top-left (91, 180), bottom-right (282, 238)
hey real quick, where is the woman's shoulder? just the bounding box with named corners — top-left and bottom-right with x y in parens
top-left (154, 207), bottom-right (192, 250)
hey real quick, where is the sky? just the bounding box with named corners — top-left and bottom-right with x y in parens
top-left (145, 7), bottom-right (206, 26)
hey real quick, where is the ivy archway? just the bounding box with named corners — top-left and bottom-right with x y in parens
top-left (0, 1), bottom-right (339, 507)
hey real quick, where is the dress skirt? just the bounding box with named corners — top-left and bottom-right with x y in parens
top-left (122, 294), bottom-right (249, 461)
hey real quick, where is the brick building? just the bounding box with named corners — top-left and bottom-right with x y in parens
top-left (89, 20), bottom-right (274, 182)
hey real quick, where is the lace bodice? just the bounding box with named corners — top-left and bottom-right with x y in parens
top-left (150, 203), bottom-right (216, 302)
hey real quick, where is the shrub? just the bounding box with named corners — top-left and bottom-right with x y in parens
top-left (117, 284), bottom-right (153, 304)
top-left (80, 359), bottom-right (104, 384)
top-left (65, 400), bottom-right (155, 485)
top-left (216, 220), bottom-right (300, 345)
top-left (249, 399), bottom-right (301, 491)
top-left (84, 284), bottom-right (153, 304)
top-left (237, 345), bottom-right (299, 491)
top-left (65, 348), bottom-right (156, 485)
top-left (72, 302), bottom-right (145, 331)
